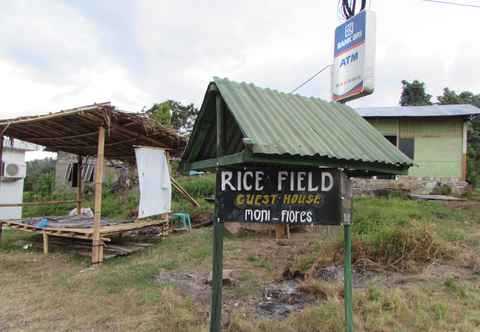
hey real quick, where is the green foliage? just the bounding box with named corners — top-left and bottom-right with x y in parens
top-left (24, 158), bottom-right (56, 193)
top-left (437, 87), bottom-right (480, 187)
top-left (22, 163), bottom-right (216, 219)
top-left (400, 80), bottom-right (432, 106)
top-left (36, 171), bottom-right (55, 197)
top-left (169, 100), bottom-right (199, 134)
top-left (23, 189), bottom-right (76, 217)
top-left (246, 255), bottom-right (273, 271)
top-left (173, 174), bottom-right (216, 199)
top-left (444, 278), bottom-right (466, 298)
top-left (146, 101), bottom-right (172, 126)
top-left (146, 100), bottom-right (199, 135)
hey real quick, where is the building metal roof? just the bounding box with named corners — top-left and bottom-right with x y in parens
top-left (355, 104), bottom-right (480, 118)
top-left (182, 78), bottom-right (413, 175)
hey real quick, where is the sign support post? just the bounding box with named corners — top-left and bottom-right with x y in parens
top-left (344, 223), bottom-right (353, 332)
top-left (340, 171), bottom-right (354, 332)
top-left (210, 94), bottom-right (224, 332)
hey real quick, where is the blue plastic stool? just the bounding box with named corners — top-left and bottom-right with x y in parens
top-left (172, 213), bottom-right (192, 231)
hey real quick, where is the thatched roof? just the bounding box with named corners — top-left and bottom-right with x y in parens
top-left (0, 102), bottom-right (186, 162)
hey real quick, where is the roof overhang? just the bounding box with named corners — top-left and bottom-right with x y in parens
top-left (0, 103), bottom-right (186, 163)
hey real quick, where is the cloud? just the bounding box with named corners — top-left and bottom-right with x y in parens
top-left (1, 0), bottom-right (480, 121)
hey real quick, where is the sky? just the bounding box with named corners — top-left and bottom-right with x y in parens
top-left (1, 0), bottom-right (479, 159)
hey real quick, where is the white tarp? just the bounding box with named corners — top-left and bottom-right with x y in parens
top-left (135, 147), bottom-right (171, 219)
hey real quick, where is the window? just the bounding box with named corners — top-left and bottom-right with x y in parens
top-left (67, 162), bottom-right (95, 186)
top-left (399, 138), bottom-right (415, 159)
top-left (384, 135), bottom-right (398, 147)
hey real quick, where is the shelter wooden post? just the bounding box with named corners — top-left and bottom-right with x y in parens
top-left (92, 127), bottom-right (105, 265)
top-left (0, 135), bottom-right (3, 241)
top-left (0, 135), bottom-right (3, 240)
top-left (0, 135), bottom-right (3, 176)
top-left (42, 231), bottom-right (49, 255)
top-left (275, 224), bottom-right (288, 240)
top-left (76, 155), bottom-right (83, 215)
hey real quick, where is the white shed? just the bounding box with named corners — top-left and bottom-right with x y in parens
top-left (0, 139), bottom-right (36, 219)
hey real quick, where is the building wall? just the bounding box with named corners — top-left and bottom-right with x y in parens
top-left (366, 117), bottom-right (464, 178)
top-left (0, 148), bottom-right (27, 219)
top-left (55, 152), bottom-right (120, 190)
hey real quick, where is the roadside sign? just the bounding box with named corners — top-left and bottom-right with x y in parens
top-left (216, 167), bottom-right (341, 225)
top-left (331, 10), bottom-right (376, 102)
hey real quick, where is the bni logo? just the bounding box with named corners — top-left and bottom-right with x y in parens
top-left (345, 22), bottom-right (354, 38)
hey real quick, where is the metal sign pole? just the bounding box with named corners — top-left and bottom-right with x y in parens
top-left (340, 171), bottom-right (354, 332)
top-left (210, 94), bottom-right (225, 332)
top-left (344, 223), bottom-right (353, 332)
top-left (210, 215), bottom-right (224, 332)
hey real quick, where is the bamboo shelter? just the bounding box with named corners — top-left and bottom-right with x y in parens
top-left (0, 102), bottom-right (191, 264)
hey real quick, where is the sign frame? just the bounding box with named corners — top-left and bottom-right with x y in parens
top-left (331, 10), bottom-right (376, 103)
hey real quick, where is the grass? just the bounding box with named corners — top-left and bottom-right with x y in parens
top-left (290, 196), bottom-right (480, 274)
top-left (247, 255), bottom-right (273, 271)
top-left (22, 173), bottom-right (216, 219)
top-left (2, 182), bottom-right (480, 331)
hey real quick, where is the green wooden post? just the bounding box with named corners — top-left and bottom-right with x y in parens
top-left (340, 171), bottom-right (354, 332)
top-left (210, 94), bottom-right (225, 332)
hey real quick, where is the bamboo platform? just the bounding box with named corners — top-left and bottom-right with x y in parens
top-left (0, 217), bottom-right (170, 258)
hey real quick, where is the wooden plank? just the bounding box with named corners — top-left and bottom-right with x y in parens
top-left (99, 219), bottom-right (169, 235)
top-left (0, 220), bottom-right (112, 241)
top-left (92, 126), bottom-right (105, 265)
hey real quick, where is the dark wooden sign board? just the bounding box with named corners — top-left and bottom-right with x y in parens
top-left (216, 167), bottom-right (341, 225)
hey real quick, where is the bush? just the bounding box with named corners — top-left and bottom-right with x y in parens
top-left (172, 173), bottom-right (215, 200)
top-left (335, 197), bottom-right (461, 272)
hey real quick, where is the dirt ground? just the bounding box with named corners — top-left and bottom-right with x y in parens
top-left (1, 197), bottom-right (480, 331)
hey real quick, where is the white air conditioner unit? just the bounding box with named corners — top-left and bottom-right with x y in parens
top-left (4, 163), bottom-right (20, 177)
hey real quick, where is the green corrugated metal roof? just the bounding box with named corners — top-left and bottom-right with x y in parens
top-left (182, 78), bottom-right (413, 173)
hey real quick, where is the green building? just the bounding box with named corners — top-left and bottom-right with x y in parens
top-left (355, 105), bottom-right (480, 180)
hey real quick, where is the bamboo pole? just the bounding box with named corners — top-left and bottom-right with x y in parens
top-left (171, 177), bottom-right (200, 207)
top-left (0, 135), bottom-right (3, 177)
top-left (43, 231), bottom-right (49, 255)
top-left (76, 155), bottom-right (83, 215)
top-left (0, 200), bottom-right (79, 207)
top-left (92, 126), bottom-right (105, 265)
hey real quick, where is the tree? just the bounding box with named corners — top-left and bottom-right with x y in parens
top-left (437, 88), bottom-right (480, 186)
top-left (24, 158), bottom-right (56, 193)
top-left (146, 101), bottom-right (171, 127)
top-left (399, 80), bottom-right (432, 106)
top-left (169, 100), bottom-right (199, 135)
top-left (146, 100), bottom-right (199, 135)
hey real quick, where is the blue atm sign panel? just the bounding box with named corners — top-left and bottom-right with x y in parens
top-left (332, 10), bottom-right (376, 103)
top-left (216, 167), bottom-right (341, 225)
